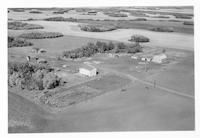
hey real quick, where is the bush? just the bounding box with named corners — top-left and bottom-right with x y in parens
top-left (127, 45), bottom-right (142, 53)
top-left (44, 17), bottom-right (77, 22)
top-left (168, 19), bottom-right (182, 22)
top-left (8, 36), bottom-right (33, 48)
top-left (43, 72), bottom-right (61, 89)
top-left (129, 11), bottom-right (148, 17)
top-left (8, 62), bottom-right (64, 90)
top-left (53, 11), bottom-right (65, 14)
top-left (129, 35), bottom-right (150, 43)
top-left (29, 11), bottom-right (42, 14)
top-left (79, 24), bottom-right (117, 32)
top-left (105, 12), bottom-right (128, 17)
top-left (183, 21), bottom-right (194, 25)
top-left (131, 18), bottom-right (147, 21)
top-left (62, 41), bottom-right (115, 59)
top-left (152, 15), bottom-right (170, 18)
top-left (117, 42), bottom-right (127, 49)
top-left (113, 43), bottom-right (142, 54)
top-left (150, 27), bottom-right (174, 32)
top-left (8, 22), bottom-right (44, 30)
top-left (174, 14), bottom-right (192, 19)
top-left (19, 32), bottom-right (64, 39)
top-left (62, 41), bottom-right (142, 59)
top-left (11, 8), bottom-right (25, 12)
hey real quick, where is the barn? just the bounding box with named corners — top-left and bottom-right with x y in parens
top-left (79, 64), bottom-right (97, 77)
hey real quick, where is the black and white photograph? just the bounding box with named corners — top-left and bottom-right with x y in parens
top-left (1, 0), bottom-right (200, 137)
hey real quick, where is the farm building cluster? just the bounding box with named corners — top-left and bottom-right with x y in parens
top-left (107, 52), bottom-right (168, 64)
top-left (131, 53), bottom-right (168, 63)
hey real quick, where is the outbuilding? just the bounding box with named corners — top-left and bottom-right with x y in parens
top-left (79, 64), bottom-right (97, 77)
top-left (131, 55), bottom-right (138, 60)
top-left (152, 54), bottom-right (167, 63)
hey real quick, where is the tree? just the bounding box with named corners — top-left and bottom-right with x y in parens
top-left (129, 35), bottom-right (150, 46)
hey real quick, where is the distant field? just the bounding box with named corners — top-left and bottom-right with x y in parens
top-left (78, 19), bottom-right (193, 34)
top-left (8, 21), bottom-right (193, 51)
top-left (8, 7), bottom-right (193, 22)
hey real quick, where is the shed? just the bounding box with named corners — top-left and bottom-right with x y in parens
top-left (152, 54), bottom-right (167, 63)
top-left (131, 55), bottom-right (138, 60)
top-left (141, 57), bottom-right (146, 61)
top-left (79, 64), bottom-right (97, 77)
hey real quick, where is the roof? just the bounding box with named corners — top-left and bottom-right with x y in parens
top-left (153, 54), bottom-right (167, 58)
top-left (79, 64), bottom-right (96, 71)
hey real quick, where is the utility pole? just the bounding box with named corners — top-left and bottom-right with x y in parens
top-left (145, 58), bottom-right (147, 72)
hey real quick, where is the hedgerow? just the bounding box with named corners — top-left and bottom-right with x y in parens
top-left (29, 11), bottom-right (42, 14)
top-left (183, 21), bottom-right (194, 25)
top-left (44, 17), bottom-right (77, 22)
top-left (150, 27), bottom-right (174, 32)
top-left (104, 12), bottom-right (128, 17)
top-left (19, 32), bottom-right (64, 39)
top-left (8, 22), bottom-right (44, 30)
top-left (62, 41), bottom-right (142, 59)
top-left (79, 24), bottom-right (117, 32)
top-left (8, 36), bottom-right (33, 48)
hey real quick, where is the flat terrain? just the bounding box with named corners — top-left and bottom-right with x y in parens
top-left (8, 21), bottom-right (194, 51)
top-left (8, 8), bottom-right (193, 21)
top-left (43, 82), bottom-right (194, 132)
top-left (8, 7), bottom-right (194, 133)
top-left (8, 47), bottom-right (194, 132)
top-left (8, 92), bottom-right (51, 133)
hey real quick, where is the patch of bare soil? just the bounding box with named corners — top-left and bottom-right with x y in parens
top-left (39, 74), bottom-right (131, 111)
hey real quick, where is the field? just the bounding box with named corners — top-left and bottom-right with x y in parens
top-left (8, 20), bottom-right (193, 51)
top-left (8, 6), bottom-right (194, 133)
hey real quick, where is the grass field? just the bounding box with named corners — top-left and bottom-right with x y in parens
top-left (8, 92), bottom-right (51, 133)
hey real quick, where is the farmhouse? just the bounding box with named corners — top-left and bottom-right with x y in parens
top-left (152, 54), bottom-right (167, 63)
top-left (79, 64), bottom-right (97, 77)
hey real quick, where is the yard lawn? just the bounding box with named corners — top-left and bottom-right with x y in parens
top-left (39, 81), bottom-right (194, 132)
top-left (146, 51), bottom-right (194, 96)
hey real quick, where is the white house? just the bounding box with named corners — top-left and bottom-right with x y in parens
top-left (79, 64), bottom-right (97, 77)
top-left (152, 54), bottom-right (167, 63)
top-left (141, 57), bottom-right (146, 61)
top-left (131, 55), bottom-right (138, 60)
